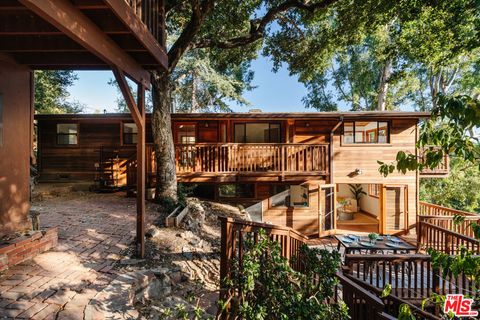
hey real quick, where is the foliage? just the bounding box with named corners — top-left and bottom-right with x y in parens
top-left (34, 71), bottom-right (84, 114)
top-left (108, 78), bottom-right (153, 113)
top-left (218, 229), bottom-right (348, 319)
top-left (263, 0), bottom-right (480, 111)
top-left (379, 94), bottom-right (480, 177)
top-left (348, 184), bottom-right (366, 202)
top-left (420, 158), bottom-right (480, 213)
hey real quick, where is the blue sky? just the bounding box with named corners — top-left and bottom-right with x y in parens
top-left (67, 55), bottom-right (312, 113)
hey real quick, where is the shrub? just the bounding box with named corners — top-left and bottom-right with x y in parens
top-left (218, 230), bottom-right (348, 319)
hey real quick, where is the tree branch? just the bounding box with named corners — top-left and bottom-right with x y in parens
top-left (194, 0), bottom-right (338, 49)
top-left (167, 0), bottom-right (215, 72)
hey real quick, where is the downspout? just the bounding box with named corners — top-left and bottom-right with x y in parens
top-left (329, 117), bottom-right (343, 184)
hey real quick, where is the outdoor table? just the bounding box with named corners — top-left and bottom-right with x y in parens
top-left (334, 234), bottom-right (416, 254)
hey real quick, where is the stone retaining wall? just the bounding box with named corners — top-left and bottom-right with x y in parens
top-left (0, 227), bottom-right (58, 272)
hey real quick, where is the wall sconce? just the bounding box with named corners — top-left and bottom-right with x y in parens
top-left (347, 168), bottom-right (363, 178)
top-left (205, 122), bottom-right (209, 128)
top-left (305, 122), bottom-right (310, 127)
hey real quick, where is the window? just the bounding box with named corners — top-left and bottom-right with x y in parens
top-left (218, 184), bottom-right (255, 198)
top-left (290, 185), bottom-right (309, 207)
top-left (368, 184), bottom-right (381, 198)
top-left (177, 124), bottom-right (196, 144)
top-left (269, 185), bottom-right (290, 207)
top-left (0, 95), bottom-right (3, 147)
top-left (343, 121), bottom-right (389, 144)
top-left (234, 123), bottom-right (281, 143)
top-left (57, 124), bottom-right (78, 145)
top-left (123, 123), bottom-right (138, 144)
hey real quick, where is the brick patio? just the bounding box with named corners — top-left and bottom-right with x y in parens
top-left (0, 192), bottom-right (138, 320)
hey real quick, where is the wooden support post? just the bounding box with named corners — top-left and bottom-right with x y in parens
top-left (137, 84), bottom-right (146, 258)
top-left (113, 67), bottom-right (146, 258)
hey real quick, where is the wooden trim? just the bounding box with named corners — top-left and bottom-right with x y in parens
top-left (136, 84), bottom-right (146, 258)
top-left (19, 0), bottom-right (151, 87)
top-left (121, 121), bottom-right (138, 146)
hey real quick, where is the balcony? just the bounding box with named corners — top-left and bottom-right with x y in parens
top-left (418, 147), bottom-right (449, 177)
top-left (174, 143), bottom-right (330, 181)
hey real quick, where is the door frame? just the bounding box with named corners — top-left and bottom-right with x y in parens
top-left (319, 184), bottom-right (336, 237)
top-left (380, 184), bottom-right (409, 234)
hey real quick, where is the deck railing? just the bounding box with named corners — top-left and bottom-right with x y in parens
top-left (419, 202), bottom-right (478, 217)
top-left (344, 254), bottom-right (476, 300)
top-left (418, 220), bottom-right (480, 254)
top-left (418, 147), bottom-right (449, 176)
top-left (125, 0), bottom-right (163, 41)
top-left (175, 143), bottom-right (329, 175)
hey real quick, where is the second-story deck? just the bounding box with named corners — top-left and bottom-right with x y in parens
top-left (174, 143), bottom-right (330, 182)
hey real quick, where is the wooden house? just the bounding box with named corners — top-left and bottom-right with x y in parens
top-left (35, 111), bottom-right (449, 237)
top-left (0, 0), bottom-right (168, 257)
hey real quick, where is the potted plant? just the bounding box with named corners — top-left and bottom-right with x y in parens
top-left (368, 233), bottom-right (379, 244)
top-left (349, 184), bottom-right (366, 211)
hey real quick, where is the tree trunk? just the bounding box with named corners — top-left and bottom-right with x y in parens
top-left (151, 69), bottom-right (178, 203)
top-left (377, 59), bottom-right (392, 111)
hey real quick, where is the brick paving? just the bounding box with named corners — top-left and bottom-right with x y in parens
top-left (0, 192), bottom-right (138, 320)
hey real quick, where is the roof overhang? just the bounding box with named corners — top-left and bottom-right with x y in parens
top-left (0, 0), bottom-right (168, 87)
top-left (34, 111), bottom-right (432, 122)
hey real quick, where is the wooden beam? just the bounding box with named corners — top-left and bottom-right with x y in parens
top-left (104, 0), bottom-right (168, 70)
top-left (113, 66), bottom-right (146, 258)
top-left (19, 0), bottom-right (150, 87)
top-left (136, 84), bottom-right (146, 258)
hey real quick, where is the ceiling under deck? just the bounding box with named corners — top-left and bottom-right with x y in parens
top-left (0, 0), bottom-right (167, 71)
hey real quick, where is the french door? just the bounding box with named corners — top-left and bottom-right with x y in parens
top-left (319, 184), bottom-right (336, 236)
top-left (380, 184), bottom-right (409, 234)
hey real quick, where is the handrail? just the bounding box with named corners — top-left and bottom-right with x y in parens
top-left (175, 142), bottom-right (330, 175)
top-left (344, 274), bottom-right (440, 320)
top-left (418, 147), bottom-right (449, 175)
top-left (419, 202), bottom-right (478, 217)
top-left (418, 221), bottom-right (480, 254)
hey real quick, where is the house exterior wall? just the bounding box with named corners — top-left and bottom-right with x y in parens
top-left (332, 119), bottom-right (418, 230)
top-left (0, 55), bottom-right (33, 236)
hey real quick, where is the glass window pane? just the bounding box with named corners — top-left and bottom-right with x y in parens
top-left (270, 185), bottom-right (289, 207)
top-left (234, 124), bottom-right (245, 143)
top-left (378, 122), bottom-right (388, 143)
top-left (245, 123), bottom-right (269, 143)
top-left (269, 124), bottom-right (281, 143)
top-left (177, 124), bottom-right (196, 144)
top-left (57, 124), bottom-right (77, 134)
top-left (124, 123), bottom-right (137, 134)
top-left (219, 184), bottom-right (236, 197)
top-left (343, 122), bottom-right (354, 144)
top-left (290, 185), bottom-right (309, 207)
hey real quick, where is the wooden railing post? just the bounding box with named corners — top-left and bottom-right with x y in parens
top-left (219, 217), bottom-right (234, 301)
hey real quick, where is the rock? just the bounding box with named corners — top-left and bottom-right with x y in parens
top-left (150, 267), bottom-right (169, 276)
top-left (120, 258), bottom-right (145, 265)
top-left (180, 198), bottom-right (205, 233)
top-left (136, 275), bottom-right (172, 303)
top-left (146, 226), bottom-right (161, 238)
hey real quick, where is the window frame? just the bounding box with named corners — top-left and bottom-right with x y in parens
top-left (342, 120), bottom-right (390, 145)
top-left (174, 122), bottom-right (197, 144)
top-left (56, 123), bottom-right (79, 146)
top-left (122, 122), bottom-right (138, 145)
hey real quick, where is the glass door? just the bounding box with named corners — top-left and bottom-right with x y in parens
top-left (319, 184), bottom-right (336, 236)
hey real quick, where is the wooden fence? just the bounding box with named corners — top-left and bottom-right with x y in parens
top-left (175, 143), bottom-right (329, 175)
